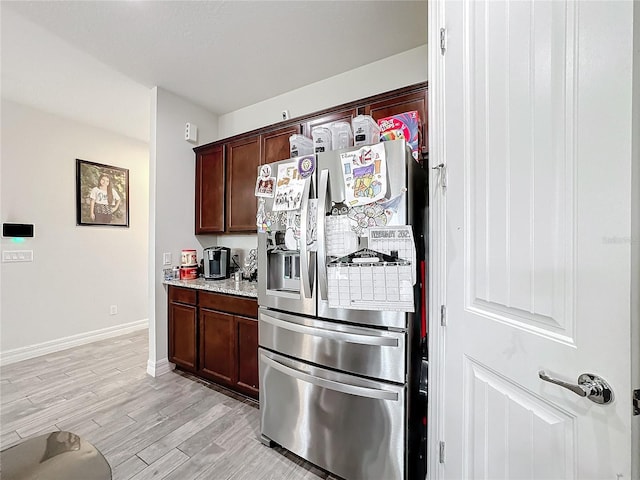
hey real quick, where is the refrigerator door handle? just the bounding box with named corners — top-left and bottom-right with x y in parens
top-left (299, 176), bottom-right (313, 299)
top-left (261, 354), bottom-right (399, 401)
top-left (260, 312), bottom-right (399, 347)
top-left (317, 169), bottom-right (330, 300)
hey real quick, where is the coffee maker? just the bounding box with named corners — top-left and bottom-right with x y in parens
top-left (203, 247), bottom-right (231, 280)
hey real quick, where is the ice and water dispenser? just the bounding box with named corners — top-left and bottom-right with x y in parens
top-left (265, 231), bottom-right (301, 293)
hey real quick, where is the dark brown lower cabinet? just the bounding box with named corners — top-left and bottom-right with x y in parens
top-left (167, 286), bottom-right (259, 399)
top-left (199, 309), bottom-right (235, 385)
top-left (168, 288), bottom-right (197, 372)
top-left (236, 316), bottom-right (259, 397)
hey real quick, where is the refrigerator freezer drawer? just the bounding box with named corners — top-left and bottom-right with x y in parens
top-left (259, 349), bottom-right (406, 480)
top-left (259, 308), bottom-right (406, 383)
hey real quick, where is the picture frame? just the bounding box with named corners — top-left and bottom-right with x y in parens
top-left (76, 159), bottom-right (129, 227)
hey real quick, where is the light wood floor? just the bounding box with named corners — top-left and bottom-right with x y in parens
top-left (0, 330), bottom-right (339, 480)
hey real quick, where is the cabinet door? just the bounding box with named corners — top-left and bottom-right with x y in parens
top-left (261, 125), bottom-right (300, 165)
top-left (303, 108), bottom-right (358, 139)
top-left (195, 145), bottom-right (225, 234)
top-left (199, 308), bottom-right (236, 385)
top-left (168, 302), bottom-right (197, 372)
top-left (364, 89), bottom-right (429, 154)
top-left (226, 136), bottom-right (260, 232)
top-left (236, 316), bottom-right (259, 398)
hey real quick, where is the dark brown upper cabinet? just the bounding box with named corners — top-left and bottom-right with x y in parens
top-left (195, 145), bottom-right (225, 234)
top-left (226, 125), bottom-right (301, 232)
top-left (261, 124), bottom-right (301, 165)
top-left (194, 82), bottom-right (427, 236)
top-left (226, 136), bottom-right (261, 232)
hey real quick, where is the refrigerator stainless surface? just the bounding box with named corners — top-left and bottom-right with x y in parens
top-left (259, 348), bottom-right (405, 480)
top-left (258, 140), bottom-right (427, 480)
top-left (259, 307), bottom-right (406, 383)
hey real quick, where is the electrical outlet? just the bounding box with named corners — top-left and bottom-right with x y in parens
top-left (110, 305), bottom-right (118, 315)
top-left (163, 252), bottom-right (172, 265)
top-left (281, 110), bottom-right (290, 121)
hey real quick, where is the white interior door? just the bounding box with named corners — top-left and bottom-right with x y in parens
top-left (429, 1), bottom-right (636, 478)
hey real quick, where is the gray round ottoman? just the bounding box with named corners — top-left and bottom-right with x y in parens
top-left (0, 431), bottom-right (111, 480)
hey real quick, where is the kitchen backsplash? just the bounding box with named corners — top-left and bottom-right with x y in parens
top-left (196, 233), bottom-right (257, 268)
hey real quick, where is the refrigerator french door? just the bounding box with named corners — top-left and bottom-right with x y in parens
top-left (316, 139), bottom-right (427, 329)
top-left (258, 140), bottom-right (427, 480)
top-left (257, 159), bottom-right (316, 317)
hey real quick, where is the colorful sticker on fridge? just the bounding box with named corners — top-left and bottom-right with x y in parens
top-left (297, 155), bottom-right (315, 179)
top-left (273, 161), bottom-right (307, 211)
top-left (340, 143), bottom-right (388, 207)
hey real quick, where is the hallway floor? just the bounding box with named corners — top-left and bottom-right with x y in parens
top-left (0, 330), bottom-right (339, 480)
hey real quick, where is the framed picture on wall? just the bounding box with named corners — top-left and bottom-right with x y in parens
top-left (76, 159), bottom-right (129, 227)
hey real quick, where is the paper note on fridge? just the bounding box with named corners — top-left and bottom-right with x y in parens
top-left (327, 248), bottom-right (414, 312)
top-left (273, 161), bottom-right (306, 211)
top-left (340, 143), bottom-right (388, 207)
top-left (325, 215), bottom-right (358, 257)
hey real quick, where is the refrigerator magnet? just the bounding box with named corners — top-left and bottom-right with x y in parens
top-left (255, 164), bottom-right (275, 197)
top-left (297, 155), bottom-right (315, 178)
top-left (255, 176), bottom-right (276, 198)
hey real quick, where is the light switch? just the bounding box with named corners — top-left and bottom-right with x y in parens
top-left (163, 252), bottom-right (172, 265)
top-left (2, 250), bottom-right (33, 262)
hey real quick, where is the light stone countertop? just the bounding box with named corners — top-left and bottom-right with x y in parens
top-left (163, 276), bottom-right (258, 298)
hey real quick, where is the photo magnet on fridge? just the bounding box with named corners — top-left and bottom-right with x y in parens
top-left (255, 163), bottom-right (275, 198)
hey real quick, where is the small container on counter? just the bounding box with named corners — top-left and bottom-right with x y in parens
top-left (180, 266), bottom-right (198, 280)
top-left (181, 249), bottom-right (198, 266)
top-left (172, 266), bottom-right (180, 279)
top-left (163, 267), bottom-right (173, 281)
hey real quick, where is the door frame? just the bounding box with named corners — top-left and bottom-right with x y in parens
top-left (426, 1), bottom-right (640, 479)
top-left (426, 0), bottom-right (447, 478)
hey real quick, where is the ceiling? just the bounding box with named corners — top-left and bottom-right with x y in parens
top-left (1, 1), bottom-right (427, 142)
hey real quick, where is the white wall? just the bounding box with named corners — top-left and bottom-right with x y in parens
top-left (0, 99), bottom-right (149, 363)
top-left (217, 45), bottom-right (428, 138)
top-left (148, 87), bottom-right (218, 376)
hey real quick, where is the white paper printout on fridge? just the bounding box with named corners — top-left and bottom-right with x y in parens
top-left (326, 249), bottom-right (414, 312)
top-left (273, 161), bottom-right (306, 211)
top-left (368, 225), bottom-right (417, 285)
top-left (340, 143), bottom-right (388, 207)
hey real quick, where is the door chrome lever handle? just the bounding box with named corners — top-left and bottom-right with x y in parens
top-left (538, 370), bottom-right (614, 405)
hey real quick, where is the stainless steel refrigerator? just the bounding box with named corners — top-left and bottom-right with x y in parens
top-left (257, 139), bottom-right (427, 480)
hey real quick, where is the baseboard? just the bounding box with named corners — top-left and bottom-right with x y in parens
top-left (146, 358), bottom-right (173, 377)
top-left (0, 319), bottom-right (148, 366)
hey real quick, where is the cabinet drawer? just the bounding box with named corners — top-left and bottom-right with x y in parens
top-left (199, 291), bottom-right (257, 318)
top-left (169, 286), bottom-right (197, 305)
